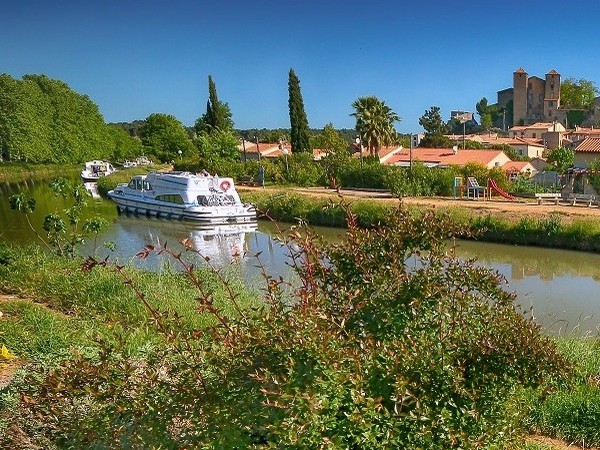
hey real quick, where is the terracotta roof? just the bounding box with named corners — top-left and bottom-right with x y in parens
top-left (513, 137), bottom-right (545, 147)
top-left (567, 127), bottom-right (600, 136)
top-left (350, 145), bottom-right (404, 162)
top-left (386, 148), bottom-right (507, 167)
top-left (502, 161), bottom-right (533, 172)
top-left (547, 69), bottom-right (559, 75)
top-left (575, 137), bottom-right (600, 153)
top-left (509, 122), bottom-right (563, 132)
top-left (514, 67), bottom-right (526, 74)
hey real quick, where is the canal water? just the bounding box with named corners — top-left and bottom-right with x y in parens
top-left (1, 178), bottom-right (600, 336)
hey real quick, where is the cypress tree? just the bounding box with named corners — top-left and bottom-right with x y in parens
top-left (195, 75), bottom-right (233, 134)
top-left (288, 69), bottom-right (310, 153)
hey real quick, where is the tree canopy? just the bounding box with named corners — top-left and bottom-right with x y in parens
top-left (418, 106), bottom-right (451, 148)
top-left (544, 146), bottom-right (574, 173)
top-left (561, 78), bottom-right (599, 109)
top-left (288, 69), bottom-right (311, 153)
top-left (0, 74), bottom-right (141, 163)
top-left (419, 106), bottom-right (448, 136)
top-left (141, 113), bottom-right (195, 163)
top-left (351, 96), bottom-right (400, 157)
top-left (194, 75), bottom-right (233, 135)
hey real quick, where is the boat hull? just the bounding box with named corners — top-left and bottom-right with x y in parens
top-left (110, 194), bottom-right (257, 223)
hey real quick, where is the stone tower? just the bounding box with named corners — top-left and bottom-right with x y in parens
top-left (544, 69), bottom-right (560, 120)
top-left (513, 67), bottom-right (528, 125)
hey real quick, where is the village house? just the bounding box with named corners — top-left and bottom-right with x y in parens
top-left (566, 126), bottom-right (600, 147)
top-left (572, 137), bottom-right (600, 168)
top-left (501, 160), bottom-right (539, 180)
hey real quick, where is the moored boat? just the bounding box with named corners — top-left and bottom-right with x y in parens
top-left (80, 160), bottom-right (117, 182)
top-left (107, 171), bottom-right (257, 223)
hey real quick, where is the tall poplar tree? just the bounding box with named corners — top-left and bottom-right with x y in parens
top-left (288, 69), bottom-right (310, 153)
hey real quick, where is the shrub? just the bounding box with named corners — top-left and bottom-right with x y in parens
top-left (15, 207), bottom-right (571, 448)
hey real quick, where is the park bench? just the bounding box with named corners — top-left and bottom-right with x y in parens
top-left (534, 193), bottom-right (561, 205)
top-left (237, 176), bottom-right (256, 186)
top-left (567, 193), bottom-right (596, 207)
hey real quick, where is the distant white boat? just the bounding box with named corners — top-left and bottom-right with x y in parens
top-left (122, 160), bottom-right (138, 168)
top-left (80, 160), bottom-right (117, 182)
top-left (107, 171), bottom-right (257, 223)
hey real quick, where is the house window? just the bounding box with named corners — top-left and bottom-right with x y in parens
top-left (532, 133), bottom-right (536, 138)
top-left (549, 101), bottom-right (553, 107)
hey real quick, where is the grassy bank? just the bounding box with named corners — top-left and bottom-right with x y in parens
top-left (0, 163), bottom-right (80, 183)
top-left (241, 189), bottom-right (600, 253)
top-left (1, 213), bottom-right (598, 448)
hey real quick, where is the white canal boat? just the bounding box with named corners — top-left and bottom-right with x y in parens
top-left (107, 171), bottom-right (257, 223)
top-left (80, 160), bottom-right (117, 182)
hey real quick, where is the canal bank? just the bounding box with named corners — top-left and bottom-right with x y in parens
top-left (239, 186), bottom-right (600, 252)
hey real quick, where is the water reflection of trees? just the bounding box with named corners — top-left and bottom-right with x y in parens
top-left (454, 240), bottom-right (600, 282)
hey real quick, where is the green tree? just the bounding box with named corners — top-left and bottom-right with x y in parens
top-left (288, 68), bottom-right (311, 153)
top-left (315, 123), bottom-right (350, 187)
top-left (195, 128), bottom-right (240, 165)
top-left (106, 125), bottom-right (144, 162)
top-left (419, 106), bottom-right (449, 136)
top-left (544, 146), bottom-right (574, 173)
top-left (476, 97), bottom-right (499, 131)
top-left (418, 106), bottom-right (450, 148)
top-left (0, 74), bottom-right (138, 163)
top-left (194, 75), bottom-right (233, 135)
top-left (351, 96), bottom-right (400, 158)
top-left (141, 113), bottom-right (194, 163)
top-left (561, 78), bottom-right (599, 109)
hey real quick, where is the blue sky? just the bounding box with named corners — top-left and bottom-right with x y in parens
top-left (3, 0), bottom-right (600, 133)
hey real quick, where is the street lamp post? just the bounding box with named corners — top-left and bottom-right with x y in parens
top-left (457, 113), bottom-right (468, 149)
top-left (178, 150), bottom-right (182, 160)
top-left (254, 135), bottom-right (260, 160)
top-left (241, 138), bottom-right (247, 166)
top-left (282, 148), bottom-right (289, 174)
top-left (355, 136), bottom-right (363, 186)
top-left (409, 133), bottom-right (413, 175)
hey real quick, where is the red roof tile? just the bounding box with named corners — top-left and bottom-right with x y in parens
top-left (575, 137), bottom-right (600, 153)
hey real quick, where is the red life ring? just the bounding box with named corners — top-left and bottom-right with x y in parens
top-left (220, 180), bottom-right (231, 191)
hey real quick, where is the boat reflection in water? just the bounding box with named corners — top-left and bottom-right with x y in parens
top-left (83, 182), bottom-right (101, 199)
top-left (99, 215), bottom-right (258, 270)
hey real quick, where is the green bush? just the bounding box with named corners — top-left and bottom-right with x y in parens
top-left (385, 163), bottom-right (457, 197)
top-left (14, 208), bottom-right (571, 448)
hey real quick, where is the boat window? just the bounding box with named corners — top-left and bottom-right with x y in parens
top-left (198, 195), bottom-right (209, 206)
top-left (143, 181), bottom-right (152, 191)
top-left (156, 194), bottom-right (184, 204)
top-left (128, 179), bottom-right (137, 189)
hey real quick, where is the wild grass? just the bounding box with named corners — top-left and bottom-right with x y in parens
top-left (0, 242), bottom-right (262, 360)
top-left (515, 337), bottom-right (600, 448)
top-left (0, 163), bottom-right (79, 183)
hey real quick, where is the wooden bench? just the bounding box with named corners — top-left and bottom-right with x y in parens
top-left (567, 193), bottom-right (596, 207)
top-left (237, 176), bottom-right (256, 186)
top-left (534, 193), bottom-right (561, 205)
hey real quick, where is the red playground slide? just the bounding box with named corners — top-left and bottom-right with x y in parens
top-left (487, 178), bottom-right (515, 200)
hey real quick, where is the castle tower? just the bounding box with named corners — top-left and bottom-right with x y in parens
top-left (544, 69), bottom-right (560, 120)
top-left (513, 67), bottom-right (528, 125)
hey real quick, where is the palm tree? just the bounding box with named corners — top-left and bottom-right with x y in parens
top-left (351, 96), bottom-right (400, 158)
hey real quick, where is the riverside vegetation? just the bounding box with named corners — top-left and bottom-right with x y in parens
top-left (1, 178), bottom-right (600, 448)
